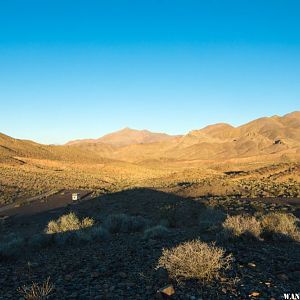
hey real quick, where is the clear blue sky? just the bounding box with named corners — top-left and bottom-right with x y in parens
top-left (0, 0), bottom-right (299, 144)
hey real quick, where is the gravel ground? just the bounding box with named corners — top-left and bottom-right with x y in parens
top-left (1, 229), bottom-right (299, 299)
top-left (1, 189), bottom-right (299, 299)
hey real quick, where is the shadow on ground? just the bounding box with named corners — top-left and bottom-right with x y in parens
top-left (1, 188), bottom-right (300, 299)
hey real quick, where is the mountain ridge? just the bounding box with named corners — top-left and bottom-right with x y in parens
top-left (1, 111), bottom-right (300, 163)
top-left (66, 127), bottom-right (181, 147)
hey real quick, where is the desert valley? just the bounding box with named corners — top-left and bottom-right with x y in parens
top-left (1, 111), bottom-right (300, 207)
top-left (0, 112), bottom-right (300, 299)
top-left (2, 1), bottom-right (300, 298)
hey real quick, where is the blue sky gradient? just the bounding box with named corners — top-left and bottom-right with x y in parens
top-left (0, 0), bottom-right (299, 144)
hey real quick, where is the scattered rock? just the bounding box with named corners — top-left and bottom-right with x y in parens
top-left (250, 291), bottom-right (260, 297)
top-left (290, 271), bottom-right (300, 281)
top-left (276, 273), bottom-right (289, 281)
top-left (64, 274), bottom-right (72, 281)
top-left (91, 271), bottom-right (100, 278)
top-left (118, 272), bottom-right (127, 279)
top-left (248, 262), bottom-right (256, 268)
top-left (287, 262), bottom-right (300, 272)
top-left (157, 284), bottom-right (175, 297)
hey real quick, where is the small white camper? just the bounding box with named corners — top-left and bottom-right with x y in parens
top-left (72, 193), bottom-right (80, 201)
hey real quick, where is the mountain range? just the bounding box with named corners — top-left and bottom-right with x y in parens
top-left (66, 127), bottom-right (180, 147)
top-left (65, 111), bottom-right (300, 162)
top-left (1, 111), bottom-right (300, 164)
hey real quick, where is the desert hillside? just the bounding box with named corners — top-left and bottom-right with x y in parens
top-left (0, 112), bottom-right (300, 206)
top-left (67, 111), bottom-right (300, 162)
top-left (2, 111), bottom-right (300, 165)
top-left (67, 127), bottom-right (180, 147)
top-left (1, 112), bottom-right (300, 300)
top-left (3, 2), bottom-right (300, 298)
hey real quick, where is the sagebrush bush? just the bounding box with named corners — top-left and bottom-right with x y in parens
top-left (0, 218), bottom-right (108, 260)
top-left (45, 212), bottom-right (94, 234)
top-left (221, 215), bottom-right (261, 240)
top-left (81, 217), bottom-right (95, 228)
top-left (74, 226), bottom-right (110, 243)
top-left (103, 214), bottom-right (147, 233)
top-left (198, 207), bottom-right (226, 230)
top-left (53, 225), bottom-right (110, 246)
top-left (157, 240), bottom-right (232, 282)
top-left (159, 204), bottom-right (199, 228)
top-left (0, 235), bottom-right (24, 259)
top-left (74, 230), bottom-right (94, 242)
top-left (53, 231), bottom-right (78, 246)
top-left (28, 234), bottom-right (53, 249)
top-left (89, 226), bottom-right (110, 241)
top-left (261, 212), bottom-right (300, 241)
top-left (143, 225), bottom-right (169, 240)
top-left (18, 277), bottom-right (54, 300)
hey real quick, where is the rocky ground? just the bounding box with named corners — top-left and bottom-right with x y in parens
top-left (1, 231), bottom-right (299, 299)
top-left (0, 189), bottom-right (299, 299)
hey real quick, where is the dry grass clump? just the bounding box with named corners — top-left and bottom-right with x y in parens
top-left (261, 212), bottom-right (300, 241)
top-left (75, 226), bottom-right (110, 243)
top-left (103, 214), bottom-right (148, 233)
top-left (46, 212), bottom-right (94, 234)
top-left (143, 225), bottom-right (169, 240)
top-left (157, 240), bottom-right (232, 282)
top-left (1, 220), bottom-right (108, 260)
top-left (0, 234), bottom-right (24, 259)
top-left (88, 226), bottom-right (110, 241)
top-left (53, 225), bottom-right (109, 246)
top-left (28, 234), bottom-right (54, 249)
top-left (198, 207), bottom-right (226, 231)
top-left (17, 277), bottom-right (54, 300)
top-left (159, 203), bottom-right (200, 228)
top-left (221, 215), bottom-right (262, 240)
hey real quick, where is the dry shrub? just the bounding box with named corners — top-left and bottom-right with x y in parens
top-left (222, 215), bottom-right (261, 240)
top-left (81, 217), bottom-right (95, 228)
top-left (159, 204), bottom-right (199, 228)
top-left (103, 214), bottom-right (147, 233)
top-left (157, 240), bottom-right (232, 282)
top-left (261, 212), bottom-right (300, 241)
top-left (143, 225), bottom-right (169, 240)
top-left (198, 207), bottom-right (226, 231)
top-left (18, 277), bottom-right (54, 300)
top-left (88, 226), bottom-right (110, 241)
top-left (74, 226), bottom-right (110, 243)
top-left (46, 212), bottom-right (94, 234)
top-left (53, 231), bottom-right (78, 246)
top-left (0, 234), bottom-right (24, 259)
top-left (28, 234), bottom-right (53, 249)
